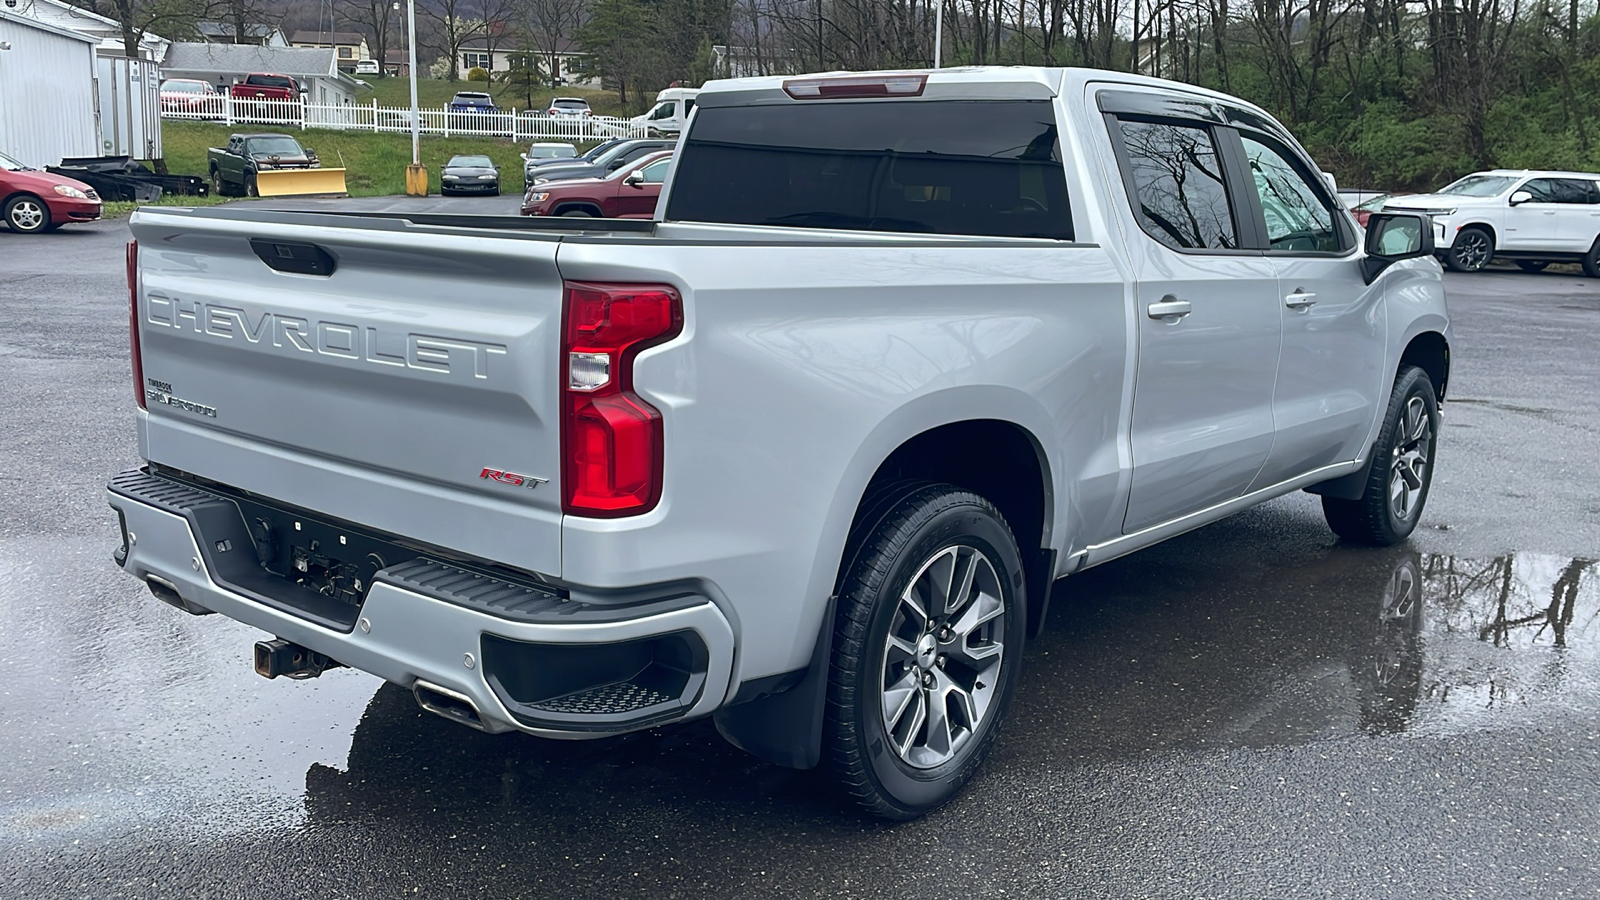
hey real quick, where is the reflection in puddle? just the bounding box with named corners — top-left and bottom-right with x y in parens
top-left (1418, 553), bottom-right (1598, 731)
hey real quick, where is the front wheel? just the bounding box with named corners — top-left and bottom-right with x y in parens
top-left (1583, 238), bottom-right (1600, 279)
top-left (1322, 366), bottom-right (1439, 545)
top-left (825, 483), bottom-right (1026, 820)
top-left (1444, 226), bottom-right (1493, 272)
top-left (3, 195), bottom-right (51, 234)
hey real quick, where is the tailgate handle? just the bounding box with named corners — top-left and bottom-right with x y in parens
top-left (249, 238), bottom-right (337, 277)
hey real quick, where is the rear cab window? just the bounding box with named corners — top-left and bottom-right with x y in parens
top-left (667, 100), bottom-right (1074, 240)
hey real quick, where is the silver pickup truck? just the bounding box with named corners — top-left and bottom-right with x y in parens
top-left (109, 67), bottom-right (1449, 819)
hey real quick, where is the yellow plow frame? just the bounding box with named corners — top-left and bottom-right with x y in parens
top-left (255, 167), bottom-right (349, 199)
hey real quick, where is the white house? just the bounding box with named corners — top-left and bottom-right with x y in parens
top-left (0, 10), bottom-right (100, 166)
top-left (5, 0), bottom-right (169, 61)
top-left (160, 43), bottom-right (372, 106)
top-left (458, 37), bottom-right (599, 87)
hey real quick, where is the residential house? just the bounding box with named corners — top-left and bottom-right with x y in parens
top-left (4, 0), bottom-right (168, 61)
top-left (289, 29), bottom-right (370, 70)
top-left (196, 21), bottom-right (289, 47)
top-left (0, 9), bottom-right (100, 165)
top-left (384, 48), bottom-right (409, 77)
top-left (160, 43), bottom-right (372, 106)
top-left (458, 36), bottom-right (598, 87)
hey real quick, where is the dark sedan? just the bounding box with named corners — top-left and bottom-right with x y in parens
top-left (440, 155), bottom-right (500, 196)
top-left (527, 138), bottom-right (676, 185)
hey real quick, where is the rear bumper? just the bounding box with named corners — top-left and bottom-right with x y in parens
top-left (107, 469), bottom-right (736, 737)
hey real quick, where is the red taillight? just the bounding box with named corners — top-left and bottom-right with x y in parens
top-left (561, 281), bottom-right (683, 517)
top-left (127, 240), bottom-right (145, 410)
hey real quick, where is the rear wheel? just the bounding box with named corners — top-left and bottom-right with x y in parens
top-left (1515, 260), bottom-right (1550, 273)
top-left (825, 483), bottom-right (1026, 820)
top-left (209, 167), bottom-right (225, 196)
top-left (1322, 365), bottom-right (1439, 546)
top-left (1584, 238), bottom-right (1600, 278)
top-left (1444, 226), bottom-right (1493, 272)
top-left (4, 195), bottom-right (50, 234)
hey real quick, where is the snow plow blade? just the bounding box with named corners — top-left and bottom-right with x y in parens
top-left (254, 167), bottom-right (348, 198)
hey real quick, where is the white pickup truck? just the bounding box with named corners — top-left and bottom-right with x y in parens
top-left (109, 67), bottom-right (1449, 819)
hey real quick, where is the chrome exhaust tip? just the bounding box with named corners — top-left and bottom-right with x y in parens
top-left (413, 680), bottom-right (488, 731)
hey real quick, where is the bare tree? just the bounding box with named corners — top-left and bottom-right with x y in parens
top-left (342, 0), bottom-right (398, 76)
top-left (515, 0), bottom-right (587, 86)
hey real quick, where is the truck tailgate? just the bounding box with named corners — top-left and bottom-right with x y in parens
top-left (129, 209), bottom-right (567, 576)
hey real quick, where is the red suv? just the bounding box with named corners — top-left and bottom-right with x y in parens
top-left (0, 150), bottom-right (102, 234)
top-left (521, 151), bottom-right (672, 218)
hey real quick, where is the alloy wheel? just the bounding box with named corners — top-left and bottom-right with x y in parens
top-left (1453, 232), bottom-right (1490, 270)
top-left (879, 544), bottom-right (1007, 769)
top-left (1389, 396), bottom-right (1433, 522)
top-left (9, 199), bottom-right (45, 232)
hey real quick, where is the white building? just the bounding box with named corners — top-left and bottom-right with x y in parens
top-left (161, 43), bottom-right (373, 106)
top-left (458, 37), bottom-right (600, 87)
top-left (0, 10), bottom-right (100, 166)
top-left (4, 0), bottom-right (169, 61)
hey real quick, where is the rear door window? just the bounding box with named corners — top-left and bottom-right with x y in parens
top-left (667, 100), bottom-right (1073, 240)
top-left (1112, 119), bottom-right (1237, 251)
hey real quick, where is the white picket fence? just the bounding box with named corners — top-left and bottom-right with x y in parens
top-left (161, 96), bottom-right (649, 142)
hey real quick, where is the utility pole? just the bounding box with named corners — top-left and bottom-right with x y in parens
top-left (815, 0), bottom-right (823, 71)
top-left (934, 0), bottom-right (943, 68)
top-left (404, 0), bottom-right (427, 195)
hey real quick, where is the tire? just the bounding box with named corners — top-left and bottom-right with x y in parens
top-left (1322, 365), bottom-right (1439, 546)
top-left (4, 194), bottom-right (51, 234)
top-left (1443, 226), bottom-right (1493, 272)
top-left (1584, 238), bottom-right (1600, 279)
top-left (824, 483), bottom-right (1027, 820)
top-left (559, 208), bottom-right (596, 217)
top-left (1515, 260), bottom-right (1549, 273)
top-left (245, 173), bottom-right (258, 198)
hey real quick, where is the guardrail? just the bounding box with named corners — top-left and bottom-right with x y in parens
top-left (161, 97), bottom-right (650, 142)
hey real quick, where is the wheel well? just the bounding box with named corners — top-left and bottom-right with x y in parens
top-left (853, 420), bottom-right (1052, 632)
top-left (554, 202), bottom-right (603, 217)
top-left (1456, 222), bottom-right (1495, 246)
top-left (1400, 332), bottom-right (1450, 401)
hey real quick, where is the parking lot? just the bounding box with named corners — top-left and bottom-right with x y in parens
top-left (2, 211), bottom-right (1598, 898)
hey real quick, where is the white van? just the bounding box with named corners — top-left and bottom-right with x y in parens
top-left (631, 87), bottom-right (699, 135)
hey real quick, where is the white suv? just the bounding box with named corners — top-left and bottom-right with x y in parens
top-left (1384, 170), bottom-right (1600, 276)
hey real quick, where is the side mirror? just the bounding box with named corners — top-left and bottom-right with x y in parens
top-left (520, 153), bottom-right (529, 161)
top-left (1322, 171), bottom-right (1339, 194)
top-left (608, 160), bottom-right (624, 170)
top-left (1361, 213), bottom-right (1435, 284)
top-left (1509, 190), bottom-right (1532, 206)
top-left (623, 172), bottom-right (644, 187)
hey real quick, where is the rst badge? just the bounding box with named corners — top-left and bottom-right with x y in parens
top-left (480, 467), bottom-right (549, 490)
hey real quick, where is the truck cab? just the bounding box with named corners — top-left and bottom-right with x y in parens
top-left (631, 87), bottom-right (699, 135)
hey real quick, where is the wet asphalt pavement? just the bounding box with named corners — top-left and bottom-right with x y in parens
top-left (2, 205), bottom-right (1599, 898)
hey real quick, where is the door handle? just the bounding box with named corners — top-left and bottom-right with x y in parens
top-left (1284, 290), bottom-right (1318, 310)
top-left (1146, 297), bottom-right (1192, 320)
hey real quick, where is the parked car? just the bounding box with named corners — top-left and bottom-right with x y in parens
top-left (521, 150), bottom-right (671, 217)
top-left (206, 133), bottom-right (320, 197)
top-left (1383, 169), bottom-right (1600, 275)
top-left (354, 59), bottom-right (380, 76)
top-left (1353, 193), bottom-right (1403, 228)
top-left (114, 68), bottom-right (1449, 821)
top-left (440, 155), bottom-right (501, 196)
top-left (159, 78), bottom-right (220, 114)
top-left (1336, 188), bottom-right (1388, 210)
top-left (230, 73), bottom-right (301, 102)
top-left (547, 97), bottom-right (592, 118)
top-left (448, 92), bottom-right (497, 113)
top-left (520, 142), bottom-right (578, 181)
top-left (0, 150), bottom-right (101, 234)
top-left (527, 138), bottom-right (675, 184)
